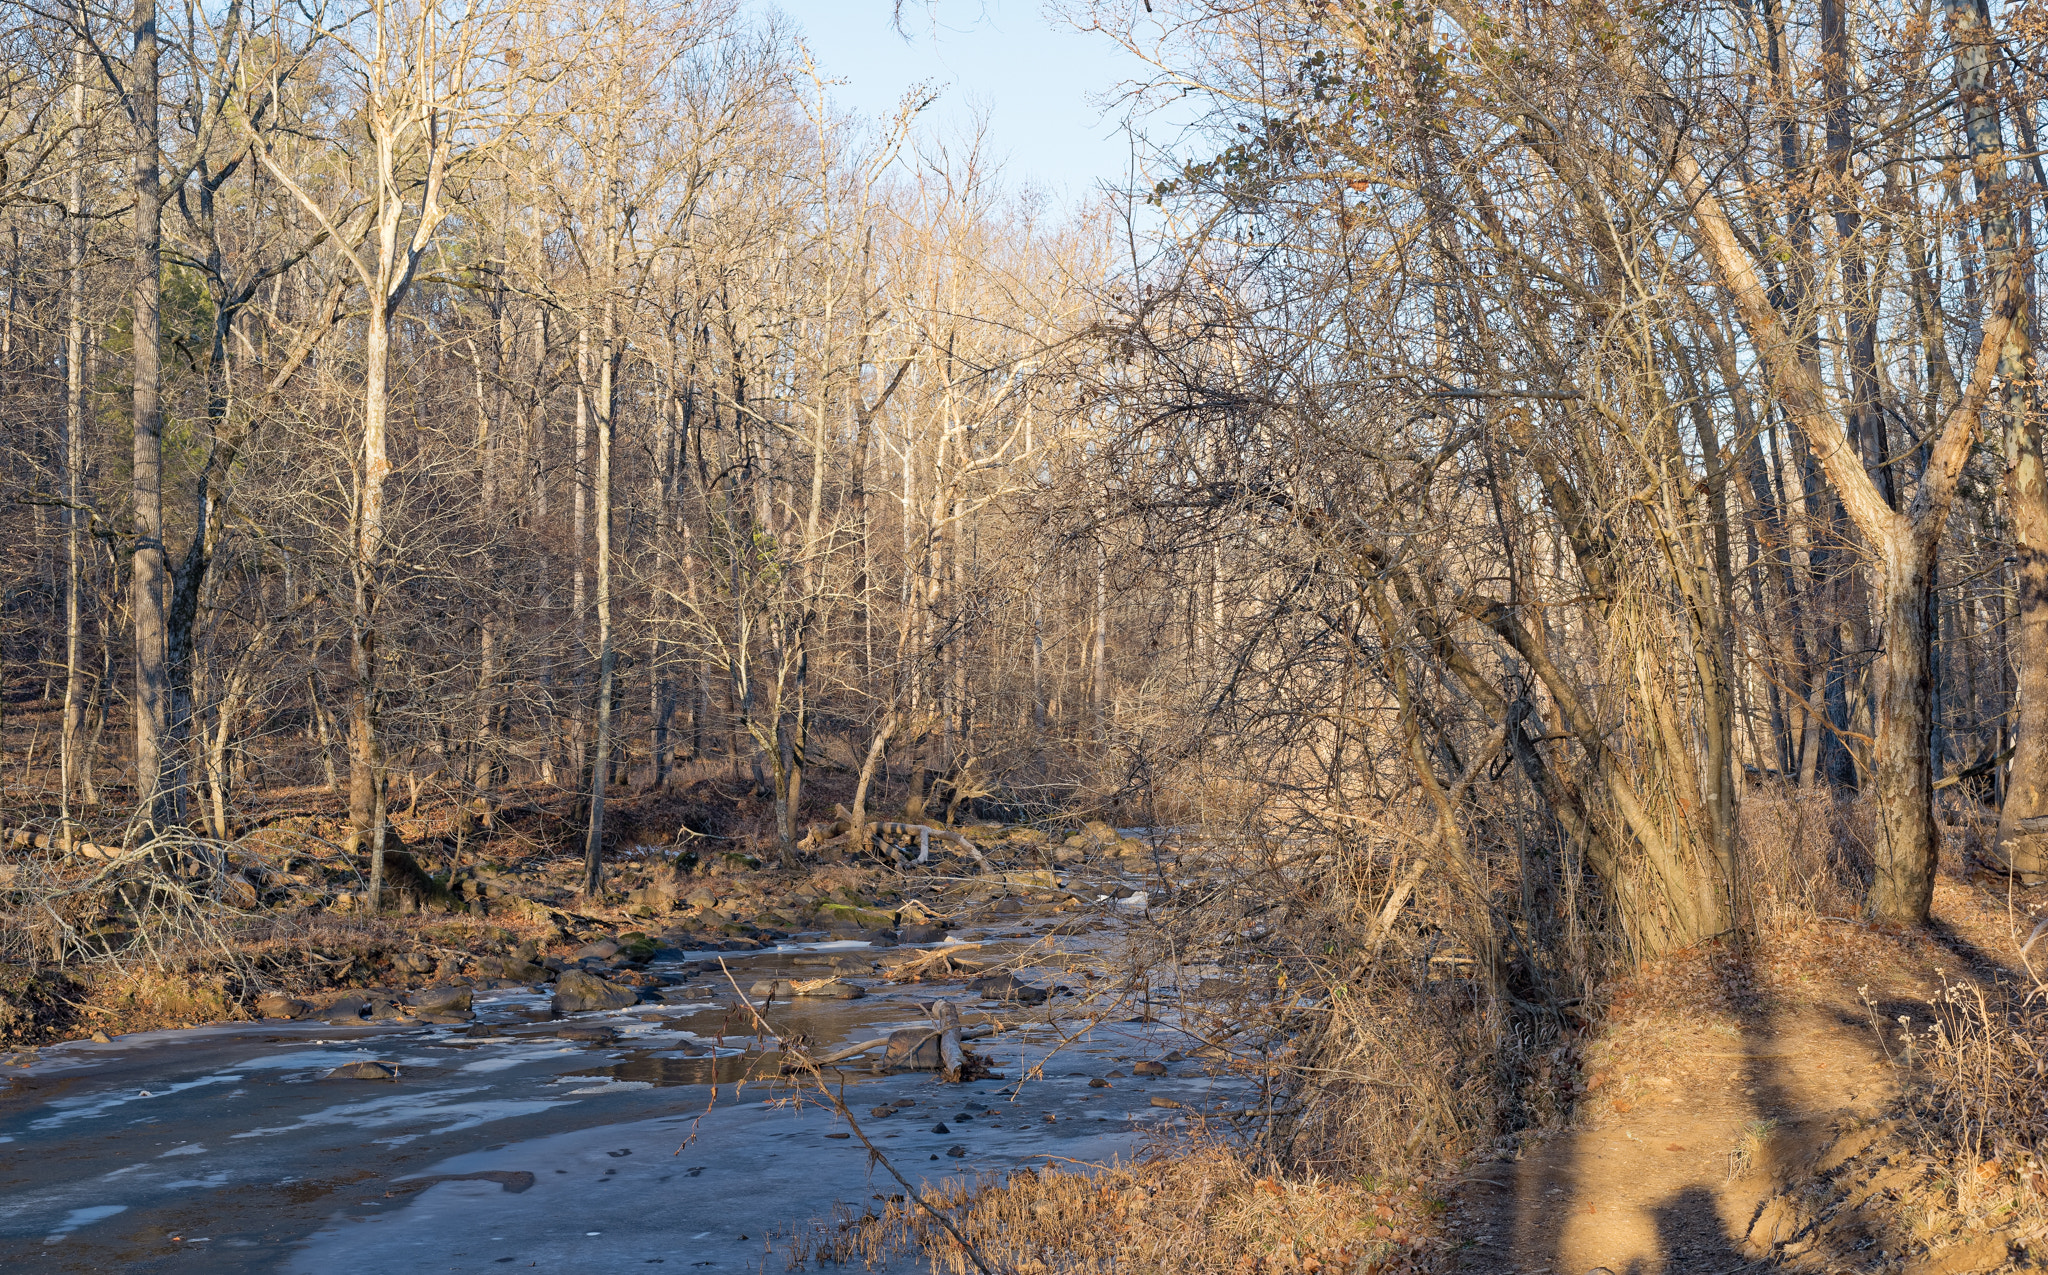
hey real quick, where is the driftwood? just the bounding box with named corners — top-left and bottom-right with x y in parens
top-left (887, 943), bottom-right (987, 982)
top-left (931, 998), bottom-right (966, 1081)
top-left (9, 827), bottom-right (117, 859)
top-left (809, 1018), bottom-right (996, 1068)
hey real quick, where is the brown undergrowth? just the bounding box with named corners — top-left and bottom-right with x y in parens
top-left (778, 1143), bottom-right (1450, 1274)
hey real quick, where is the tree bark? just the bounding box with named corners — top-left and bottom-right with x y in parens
top-left (130, 0), bottom-right (171, 831)
top-left (353, 295), bottom-right (391, 905)
top-left (61, 31), bottom-right (87, 829)
top-left (583, 303), bottom-right (616, 898)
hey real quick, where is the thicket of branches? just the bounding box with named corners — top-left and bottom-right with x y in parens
top-left (0, 0), bottom-right (1166, 900)
top-left (0, 0), bottom-right (2043, 1112)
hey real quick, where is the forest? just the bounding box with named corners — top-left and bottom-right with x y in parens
top-left (2, 0), bottom-right (2047, 1272)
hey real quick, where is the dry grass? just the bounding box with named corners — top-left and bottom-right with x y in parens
top-left (1890, 974), bottom-right (2048, 1231)
top-left (777, 1143), bottom-right (1448, 1274)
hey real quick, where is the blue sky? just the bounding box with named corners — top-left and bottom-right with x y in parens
top-left (755, 1), bottom-right (1166, 208)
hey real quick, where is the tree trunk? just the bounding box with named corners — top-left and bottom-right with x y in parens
top-left (61, 33), bottom-right (87, 827)
top-left (583, 310), bottom-right (615, 899)
top-left (1866, 540), bottom-right (1941, 920)
top-left (130, 0), bottom-right (170, 830)
top-left (1946, 0), bottom-right (2048, 881)
top-left (353, 298), bottom-right (392, 905)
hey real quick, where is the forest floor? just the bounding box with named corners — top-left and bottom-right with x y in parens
top-left (1447, 857), bottom-right (2048, 1275)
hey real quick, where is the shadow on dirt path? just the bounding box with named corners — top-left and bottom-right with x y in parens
top-left (1450, 864), bottom-right (2044, 1274)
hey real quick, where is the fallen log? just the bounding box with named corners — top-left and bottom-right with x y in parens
top-left (808, 1020), bottom-right (996, 1068)
top-left (932, 998), bottom-right (966, 1081)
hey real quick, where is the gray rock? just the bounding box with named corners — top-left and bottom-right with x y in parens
top-left (1132, 1060), bottom-right (1167, 1076)
top-left (946, 1145), bottom-right (966, 1157)
top-left (326, 1060), bottom-right (397, 1081)
top-left (883, 1028), bottom-right (943, 1069)
top-left (573, 938), bottom-right (622, 961)
top-left (899, 924), bottom-right (946, 944)
top-left (749, 979), bottom-right (796, 1002)
top-left (557, 1025), bottom-right (617, 1042)
top-left (410, 985), bottom-right (473, 1015)
top-left (969, 974), bottom-right (1048, 1005)
top-left (799, 979), bottom-right (866, 1000)
top-left (552, 969), bottom-right (639, 1014)
top-left (255, 992), bottom-right (311, 1020)
top-left (321, 996), bottom-right (369, 1023)
top-left (989, 898), bottom-right (1024, 915)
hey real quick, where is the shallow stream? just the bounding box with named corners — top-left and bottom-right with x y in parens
top-left (2, 924), bottom-right (1239, 1272)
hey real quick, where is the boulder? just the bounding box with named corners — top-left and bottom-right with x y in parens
top-left (552, 970), bottom-right (639, 1014)
top-left (557, 1025), bottom-right (617, 1042)
top-left (572, 939), bottom-right (622, 961)
top-left (899, 924), bottom-right (946, 944)
top-left (1132, 1059), bottom-right (1168, 1076)
top-left (749, 979), bottom-right (797, 1002)
top-left (255, 992), bottom-right (311, 1020)
top-left (321, 996), bottom-right (369, 1024)
top-left (970, 974), bottom-right (1048, 1005)
top-left (882, 1027), bottom-right (944, 1070)
top-left (796, 979), bottom-right (866, 1000)
top-left (326, 1060), bottom-right (397, 1081)
top-left (409, 986), bottom-right (473, 1016)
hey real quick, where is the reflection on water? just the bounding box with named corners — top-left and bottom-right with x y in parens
top-left (567, 1048), bottom-right (782, 1087)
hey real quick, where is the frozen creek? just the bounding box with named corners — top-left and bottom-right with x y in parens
top-left (0, 920), bottom-right (1242, 1273)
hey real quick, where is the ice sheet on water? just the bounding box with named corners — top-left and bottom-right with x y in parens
top-left (41, 1204), bottom-right (127, 1243)
top-left (30, 1072), bottom-right (243, 1130)
top-left (233, 1086), bottom-right (576, 1140)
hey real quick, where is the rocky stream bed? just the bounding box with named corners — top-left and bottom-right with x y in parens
top-left (0, 846), bottom-right (1256, 1274)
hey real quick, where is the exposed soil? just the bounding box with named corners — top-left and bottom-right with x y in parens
top-left (1448, 867), bottom-right (2045, 1275)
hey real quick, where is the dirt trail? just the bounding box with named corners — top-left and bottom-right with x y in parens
top-left (1449, 875), bottom-right (2036, 1275)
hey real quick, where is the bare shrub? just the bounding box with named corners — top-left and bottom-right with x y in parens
top-left (1738, 790), bottom-right (1871, 932)
top-left (1889, 976), bottom-right (2048, 1228)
